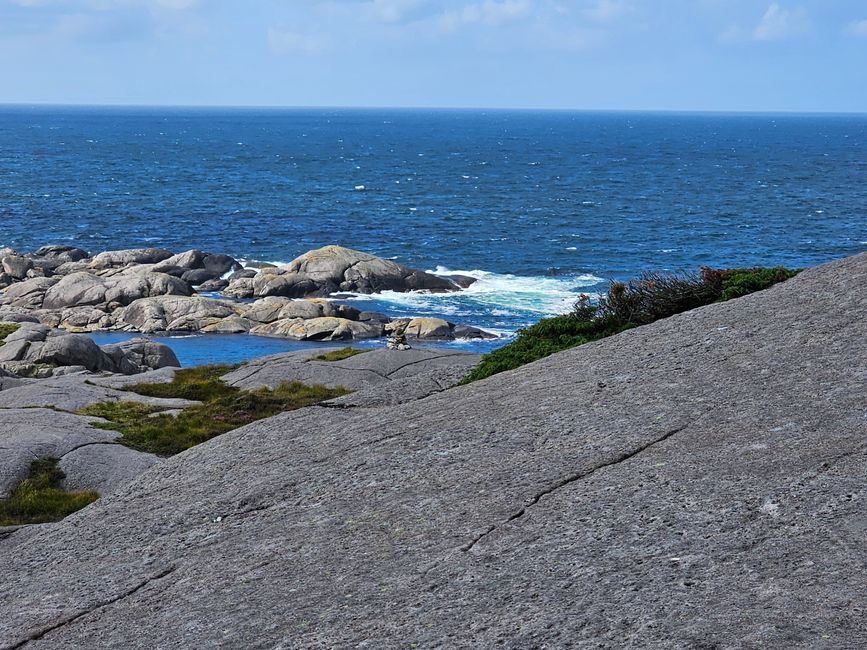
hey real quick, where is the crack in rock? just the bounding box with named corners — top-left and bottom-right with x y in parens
top-left (57, 440), bottom-right (121, 462)
top-left (3, 566), bottom-right (176, 650)
top-left (462, 422), bottom-right (694, 552)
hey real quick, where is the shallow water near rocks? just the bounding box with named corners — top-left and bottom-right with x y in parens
top-left (88, 332), bottom-right (500, 367)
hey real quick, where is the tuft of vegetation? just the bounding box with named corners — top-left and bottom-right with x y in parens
top-left (124, 364), bottom-right (240, 401)
top-left (80, 365), bottom-right (348, 456)
top-left (463, 265), bottom-right (799, 383)
top-left (716, 267), bottom-right (800, 302)
top-left (0, 458), bottom-right (98, 526)
top-left (313, 347), bottom-right (370, 362)
top-left (0, 323), bottom-right (20, 346)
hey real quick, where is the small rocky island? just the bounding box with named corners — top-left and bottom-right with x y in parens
top-left (0, 244), bottom-right (497, 355)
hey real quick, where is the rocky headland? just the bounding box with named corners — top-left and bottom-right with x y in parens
top-left (0, 252), bottom-right (864, 647)
top-left (0, 244), bottom-right (497, 343)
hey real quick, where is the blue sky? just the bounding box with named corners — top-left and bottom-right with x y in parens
top-left (1, 0), bottom-right (866, 111)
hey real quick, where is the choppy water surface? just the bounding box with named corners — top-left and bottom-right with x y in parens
top-left (2, 106), bottom-right (865, 358)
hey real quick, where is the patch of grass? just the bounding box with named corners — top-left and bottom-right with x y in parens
top-left (313, 347), bottom-right (369, 362)
top-left (464, 265), bottom-right (799, 383)
top-left (80, 368), bottom-right (348, 456)
top-left (0, 458), bottom-right (98, 526)
top-left (124, 363), bottom-right (240, 401)
top-left (0, 323), bottom-right (20, 346)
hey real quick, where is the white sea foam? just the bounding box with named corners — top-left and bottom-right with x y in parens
top-left (362, 267), bottom-right (605, 317)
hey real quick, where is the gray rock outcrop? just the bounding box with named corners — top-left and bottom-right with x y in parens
top-left (89, 248), bottom-right (174, 268)
top-left (0, 253), bottom-right (865, 647)
top-left (119, 296), bottom-right (239, 333)
top-left (252, 245), bottom-right (465, 297)
top-left (0, 245), bottom-right (497, 343)
top-left (0, 408), bottom-right (118, 498)
top-left (0, 322), bottom-right (179, 376)
top-left (222, 347), bottom-right (481, 393)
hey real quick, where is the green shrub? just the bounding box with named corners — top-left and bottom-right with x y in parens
top-left (81, 373), bottom-right (348, 456)
top-left (464, 265), bottom-right (799, 383)
top-left (462, 309), bottom-right (631, 384)
top-left (0, 458), bottom-right (98, 526)
top-left (314, 347), bottom-right (369, 362)
top-left (718, 267), bottom-right (800, 301)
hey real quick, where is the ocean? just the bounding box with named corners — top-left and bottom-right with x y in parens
top-left (1, 106), bottom-right (865, 362)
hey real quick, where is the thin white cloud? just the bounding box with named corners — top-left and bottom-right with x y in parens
top-left (439, 0), bottom-right (531, 32)
top-left (582, 0), bottom-right (630, 24)
top-left (267, 28), bottom-right (329, 55)
top-left (719, 3), bottom-right (809, 44)
top-left (752, 3), bottom-right (808, 41)
top-left (845, 18), bottom-right (867, 37)
top-left (367, 0), bottom-right (428, 24)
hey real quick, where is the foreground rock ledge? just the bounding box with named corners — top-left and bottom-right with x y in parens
top-left (1, 253), bottom-right (865, 648)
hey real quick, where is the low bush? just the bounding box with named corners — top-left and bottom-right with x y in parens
top-left (0, 458), bottom-right (98, 526)
top-left (81, 366), bottom-right (348, 456)
top-left (463, 265), bottom-right (799, 383)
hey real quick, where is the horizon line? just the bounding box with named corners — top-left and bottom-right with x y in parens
top-left (0, 101), bottom-right (865, 116)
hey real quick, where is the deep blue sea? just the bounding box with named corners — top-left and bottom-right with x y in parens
top-left (2, 106), bottom-right (866, 363)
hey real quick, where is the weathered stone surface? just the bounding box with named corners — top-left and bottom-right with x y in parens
top-left (180, 269), bottom-right (214, 285)
top-left (33, 245), bottom-right (90, 262)
top-left (90, 248), bottom-right (173, 268)
top-left (24, 331), bottom-right (113, 372)
top-left (452, 323), bottom-right (499, 339)
top-left (56, 306), bottom-right (114, 332)
top-left (0, 408), bottom-right (117, 498)
top-left (8, 271), bottom-right (191, 313)
top-left (100, 338), bottom-right (180, 374)
top-left (120, 296), bottom-right (238, 333)
top-left (42, 272), bottom-right (108, 310)
top-left (223, 347), bottom-right (479, 392)
top-left (323, 361), bottom-right (480, 408)
top-left (89, 366), bottom-right (178, 388)
top-left (1, 255), bottom-right (33, 280)
top-left (157, 249), bottom-right (206, 270)
top-left (0, 309), bottom-right (39, 324)
top-left (276, 298), bottom-right (340, 321)
top-left (0, 323), bottom-right (178, 376)
top-left (0, 276), bottom-right (60, 309)
top-left (200, 316), bottom-right (257, 333)
top-left (222, 276), bottom-right (255, 299)
top-left (249, 316), bottom-right (383, 341)
top-left (59, 444), bottom-right (161, 496)
top-left (253, 245), bottom-right (461, 297)
top-left (2, 255), bottom-right (866, 648)
top-left (0, 374), bottom-right (194, 411)
top-left (195, 278), bottom-right (229, 292)
top-left (240, 297), bottom-right (291, 323)
top-left (404, 316), bottom-right (454, 339)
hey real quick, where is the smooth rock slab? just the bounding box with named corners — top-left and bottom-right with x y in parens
top-left (222, 347), bottom-right (480, 392)
top-left (60, 444), bottom-right (160, 496)
top-left (0, 409), bottom-right (117, 498)
top-left (0, 375), bottom-right (197, 411)
top-left (1, 254), bottom-right (866, 648)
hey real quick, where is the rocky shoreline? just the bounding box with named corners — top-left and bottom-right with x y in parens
top-left (0, 243), bottom-right (498, 347)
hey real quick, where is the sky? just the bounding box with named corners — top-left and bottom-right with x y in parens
top-left (0, 0), bottom-right (866, 111)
